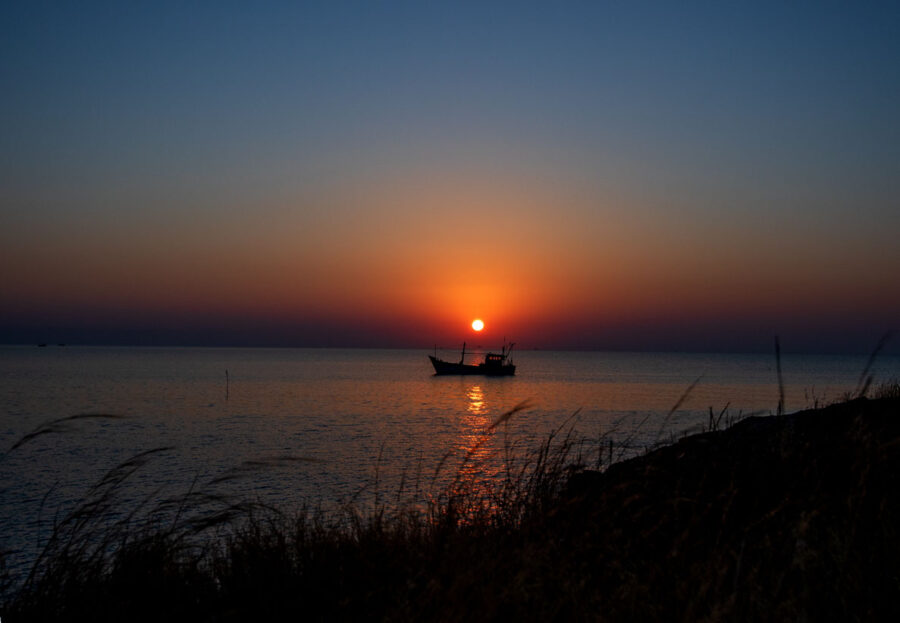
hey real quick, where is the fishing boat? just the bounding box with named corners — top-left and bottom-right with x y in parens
top-left (429, 342), bottom-right (516, 376)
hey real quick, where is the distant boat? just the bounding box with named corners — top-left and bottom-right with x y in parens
top-left (429, 342), bottom-right (516, 376)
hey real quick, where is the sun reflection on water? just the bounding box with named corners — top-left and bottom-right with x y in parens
top-left (450, 383), bottom-right (505, 512)
top-left (466, 385), bottom-right (486, 416)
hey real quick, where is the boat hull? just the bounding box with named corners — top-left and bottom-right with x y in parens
top-left (429, 355), bottom-right (516, 376)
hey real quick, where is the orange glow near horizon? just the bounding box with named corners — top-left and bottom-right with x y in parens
top-left (3, 169), bottom-right (899, 352)
top-left (3, 4), bottom-right (900, 356)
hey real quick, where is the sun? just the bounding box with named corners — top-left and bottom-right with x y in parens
top-left (471, 319), bottom-right (485, 332)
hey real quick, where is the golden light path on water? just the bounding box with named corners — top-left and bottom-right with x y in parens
top-left (447, 383), bottom-right (507, 508)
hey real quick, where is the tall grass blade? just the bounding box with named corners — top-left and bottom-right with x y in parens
top-left (652, 376), bottom-right (702, 444)
top-left (7, 414), bottom-right (125, 453)
top-left (775, 336), bottom-right (785, 416)
top-left (855, 331), bottom-right (892, 398)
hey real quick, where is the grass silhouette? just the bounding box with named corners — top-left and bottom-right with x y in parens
top-left (2, 379), bottom-right (899, 621)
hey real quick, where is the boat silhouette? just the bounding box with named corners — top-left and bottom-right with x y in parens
top-left (429, 342), bottom-right (516, 376)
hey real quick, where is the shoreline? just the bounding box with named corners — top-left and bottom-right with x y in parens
top-left (3, 394), bottom-right (899, 620)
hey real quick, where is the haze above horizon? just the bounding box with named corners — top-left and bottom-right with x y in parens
top-left (2, 2), bottom-right (898, 355)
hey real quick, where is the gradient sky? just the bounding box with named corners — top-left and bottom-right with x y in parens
top-left (2, 1), bottom-right (899, 353)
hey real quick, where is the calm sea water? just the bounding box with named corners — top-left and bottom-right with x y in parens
top-left (1, 345), bottom-right (898, 573)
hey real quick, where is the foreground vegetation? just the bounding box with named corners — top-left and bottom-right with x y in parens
top-left (3, 387), bottom-right (900, 621)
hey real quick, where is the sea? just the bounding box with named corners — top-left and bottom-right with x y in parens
top-left (1, 345), bottom-right (898, 576)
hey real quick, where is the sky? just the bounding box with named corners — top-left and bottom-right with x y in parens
top-left (1, 1), bottom-right (899, 353)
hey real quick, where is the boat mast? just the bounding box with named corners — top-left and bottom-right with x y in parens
top-left (459, 342), bottom-right (466, 364)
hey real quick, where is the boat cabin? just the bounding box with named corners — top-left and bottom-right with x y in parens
top-left (428, 341), bottom-right (516, 376)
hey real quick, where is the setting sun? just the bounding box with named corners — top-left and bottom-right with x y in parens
top-left (471, 319), bottom-right (485, 332)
